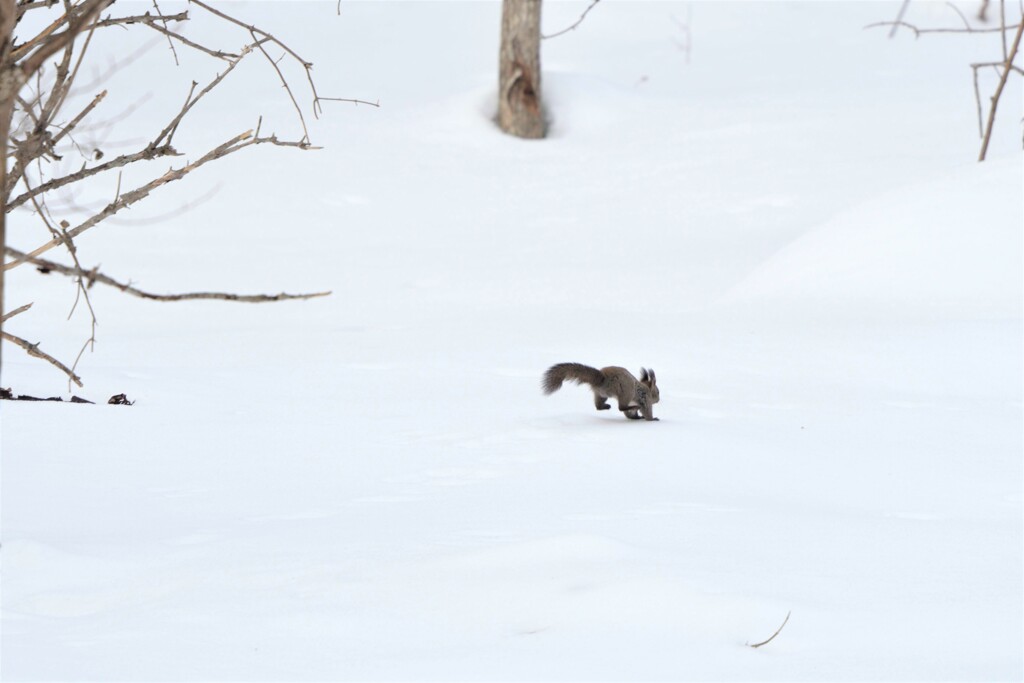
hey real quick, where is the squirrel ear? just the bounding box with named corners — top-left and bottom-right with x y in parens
top-left (649, 368), bottom-right (657, 384)
top-left (640, 367), bottom-right (649, 382)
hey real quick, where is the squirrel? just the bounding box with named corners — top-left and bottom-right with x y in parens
top-left (542, 363), bottom-right (660, 421)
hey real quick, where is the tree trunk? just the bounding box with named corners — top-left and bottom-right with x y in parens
top-left (0, 0), bottom-right (18, 384)
top-left (498, 0), bottom-right (545, 139)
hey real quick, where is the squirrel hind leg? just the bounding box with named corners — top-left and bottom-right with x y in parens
top-left (594, 394), bottom-right (611, 410)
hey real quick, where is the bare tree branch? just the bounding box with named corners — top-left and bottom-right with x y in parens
top-left (16, 0), bottom-right (112, 76)
top-left (188, 0), bottom-right (339, 119)
top-left (3, 0), bottom-right (364, 386)
top-left (889, 0), bottom-right (912, 38)
top-left (1, 329), bottom-right (83, 386)
top-left (543, 0), bottom-right (600, 39)
top-left (19, 165), bottom-right (97, 388)
top-left (6, 246), bottom-right (331, 302)
top-left (865, 19), bottom-right (1020, 36)
top-left (91, 10), bottom-right (189, 29)
top-left (2, 301), bottom-right (31, 321)
top-left (979, 17), bottom-right (1024, 160)
top-left (5, 127), bottom-right (316, 269)
top-left (868, 3), bottom-right (1023, 161)
top-left (8, 140), bottom-right (178, 211)
top-left (318, 96), bottom-right (380, 108)
top-left (946, 1), bottom-right (974, 31)
top-left (150, 1), bottom-right (180, 66)
top-left (749, 611), bottom-right (791, 649)
top-left (249, 28), bottom-right (309, 144)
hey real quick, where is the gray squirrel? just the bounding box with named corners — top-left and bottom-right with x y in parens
top-left (542, 363), bottom-right (660, 421)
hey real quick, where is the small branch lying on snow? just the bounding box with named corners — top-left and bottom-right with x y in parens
top-left (4, 247), bottom-right (331, 302)
top-left (748, 611), bottom-right (791, 649)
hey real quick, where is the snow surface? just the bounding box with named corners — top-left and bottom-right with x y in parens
top-left (2, 1), bottom-right (1022, 680)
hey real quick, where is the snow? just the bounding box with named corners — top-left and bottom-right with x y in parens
top-left (2, 1), bottom-right (1022, 680)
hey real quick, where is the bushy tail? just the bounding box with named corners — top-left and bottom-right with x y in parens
top-left (542, 363), bottom-right (604, 395)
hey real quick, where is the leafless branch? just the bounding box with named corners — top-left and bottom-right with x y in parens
top-left (749, 611), bottom-right (791, 649)
top-left (150, 41), bottom-right (260, 151)
top-left (2, 302), bottom-right (32, 322)
top-left (1002, 0), bottom-right (1009, 59)
top-left (19, 166), bottom-right (98, 389)
top-left (6, 246), bottom-right (331, 302)
top-left (979, 18), bottom-right (1024, 159)
top-left (3, 0), bottom-right (363, 386)
top-left (670, 11), bottom-right (693, 65)
top-left (973, 63), bottom-right (985, 137)
top-left (92, 10), bottom-right (188, 30)
top-left (16, 0), bottom-right (113, 77)
top-left (1, 330), bottom-right (83, 386)
top-left (317, 96), bottom-right (380, 108)
top-left (865, 20), bottom-right (1019, 36)
top-left (95, 10), bottom-right (240, 62)
top-left (8, 141), bottom-right (178, 212)
top-left (151, 1), bottom-right (180, 65)
top-left (889, 0), bottom-right (912, 38)
top-left (946, 1), bottom-right (973, 31)
top-left (50, 87), bottom-right (106, 148)
top-left (869, 2), bottom-right (1024, 161)
top-left (543, 0), bottom-right (600, 39)
top-left (5, 127), bottom-right (317, 270)
top-left (187, 0), bottom-right (328, 119)
top-left (250, 29), bottom-right (309, 144)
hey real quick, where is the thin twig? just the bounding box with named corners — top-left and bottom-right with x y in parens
top-left (19, 167), bottom-right (98, 389)
top-left (317, 96), bottom-right (380, 108)
top-left (979, 18), bottom-right (1024, 160)
top-left (865, 20), bottom-right (1019, 35)
top-left (1, 331), bottom-right (83, 387)
top-left (91, 10), bottom-right (189, 30)
top-left (2, 302), bottom-right (33, 322)
top-left (890, 0), bottom-right (912, 38)
top-left (543, 0), bottom-right (600, 39)
top-left (4, 127), bottom-right (316, 270)
top-left (188, 0), bottom-right (326, 119)
top-left (973, 64), bottom-right (985, 137)
top-left (151, 1), bottom-right (180, 65)
top-left (1002, 0), bottom-right (1009, 59)
top-left (946, 1), bottom-right (974, 31)
top-left (749, 611), bottom-right (791, 649)
top-left (8, 141), bottom-right (177, 211)
top-left (250, 29), bottom-right (309, 144)
top-left (5, 247), bottom-right (331, 302)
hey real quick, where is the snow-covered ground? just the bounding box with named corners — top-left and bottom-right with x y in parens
top-left (2, 1), bottom-right (1022, 680)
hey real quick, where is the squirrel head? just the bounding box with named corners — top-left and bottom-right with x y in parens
top-left (640, 368), bottom-right (660, 405)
